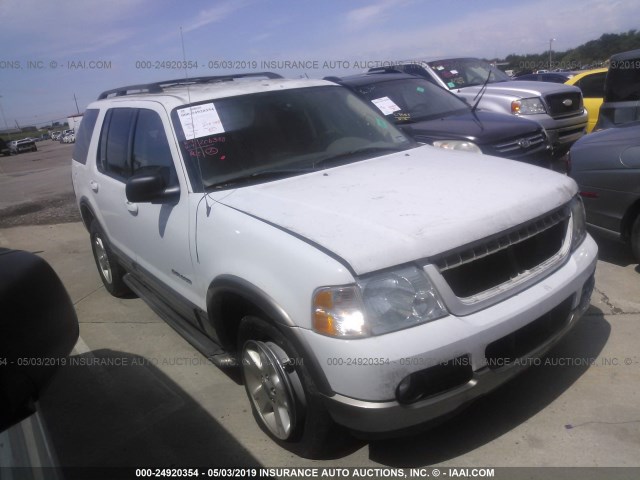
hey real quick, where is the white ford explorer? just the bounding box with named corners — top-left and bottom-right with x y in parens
top-left (71, 72), bottom-right (597, 458)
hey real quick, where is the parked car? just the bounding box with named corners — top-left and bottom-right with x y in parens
top-left (595, 49), bottom-right (640, 130)
top-left (0, 138), bottom-right (10, 156)
top-left (72, 72), bottom-right (596, 457)
top-left (59, 129), bottom-right (74, 143)
top-left (569, 121), bottom-right (640, 260)
top-left (0, 248), bottom-right (79, 432)
top-left (515, 68), bottom-right (607, 133)
top-left (387, 58), bottom-right (589, 156)
top-left (327, 71), bottom-right (553, 167)
top-left (9, 138), bottom-right (37, 154)
top-left (61, 133), bottom-right (75, 143)
top-left (51, 131), bottom-right (62, 141)
top-left (566, 68), bottom-right (608, 133)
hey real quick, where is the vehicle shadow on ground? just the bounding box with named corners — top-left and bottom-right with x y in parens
top-left (39, 349), bottom-right (263, 468)
top-left (367, 306), bottom-right (610, 466)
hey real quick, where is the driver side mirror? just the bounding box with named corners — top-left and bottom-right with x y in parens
top-left (125, 170), bottom-right (180, 203)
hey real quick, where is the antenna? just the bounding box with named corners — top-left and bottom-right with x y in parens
top-left (180, 27), bottom-right (211, 215)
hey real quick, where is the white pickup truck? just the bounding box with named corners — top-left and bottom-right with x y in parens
top-left (71, 73), bottom-right (597, 458)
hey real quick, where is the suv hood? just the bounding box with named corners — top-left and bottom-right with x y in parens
top-left (458, 80), bottom-right (582, 98)
top-left (217, 146), bottom-right (577, 275)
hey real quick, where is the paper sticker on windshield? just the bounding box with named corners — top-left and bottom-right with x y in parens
top-left (177, 103), bottom-right (224, 140)
top-left (435, 65), bottom-right (444, 70)
top-left (416, 87), bottom-right (425, 93)
top-left (371, 96), bottom-right (402, 116)
top-left (447, 82), bottom-right (456, 88)
top-left (450, 69), bottom-right (458, 75)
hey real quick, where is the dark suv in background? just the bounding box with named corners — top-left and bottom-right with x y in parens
top-left (327, 71), bottom-right (554, 167)
top-left (596, 49), bottom-right (640, 130)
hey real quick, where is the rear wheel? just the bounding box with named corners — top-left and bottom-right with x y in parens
top-left (90, 220), bottom-right (131, 297)
top-left (238, 316), bottom-right (343, 458)
top-left (631, 215), bottom-right (640, 262)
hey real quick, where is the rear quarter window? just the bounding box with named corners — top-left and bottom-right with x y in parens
top-left (72, 109), bottom-right (100, 165)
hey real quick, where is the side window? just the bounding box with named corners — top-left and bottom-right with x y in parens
top-left (72, 108), bottom-right (99, 165)
top-left (97, 108), bottom-right (135, 180)
top-left (576, 72), bottom-right (606, 98)
top-left (132, 109), bottom-right (178, 187)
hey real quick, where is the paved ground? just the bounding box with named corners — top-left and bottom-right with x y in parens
top-left (1, 145), bottom-right (639, 470)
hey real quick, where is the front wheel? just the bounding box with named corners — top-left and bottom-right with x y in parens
top-left (238, 316), bottom-right (344, 458)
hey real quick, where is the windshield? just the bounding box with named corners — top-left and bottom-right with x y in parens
top-left (350, 78), bottom-right (470, 123)
top-left (427, 58), bottom-right (511, 89)
top-left (171, 86), bottom-right (414, 190)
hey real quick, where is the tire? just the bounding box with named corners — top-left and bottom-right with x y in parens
top-left (238, 316), bottom-right (345, 458)
top-left (631, 215), bottom-right (640, 262)
top-left (89, 220), bottom-right (132, 297)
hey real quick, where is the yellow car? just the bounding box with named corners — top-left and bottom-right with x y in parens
top-left (565, 68), bottom-right (608, 133)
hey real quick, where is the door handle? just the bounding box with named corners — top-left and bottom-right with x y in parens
top-left (126, 202), bottom-right (138, 214)
top-left (90, 181), bottom-right (99, 192)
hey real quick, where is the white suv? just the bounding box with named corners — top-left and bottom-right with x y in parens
top-left (71, 72), bottom-right (597, 458)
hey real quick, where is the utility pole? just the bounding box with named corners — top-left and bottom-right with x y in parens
top-left (549, 38), bottom-right (556, 70)
top-left (74, 93), bottom-right (80, 115)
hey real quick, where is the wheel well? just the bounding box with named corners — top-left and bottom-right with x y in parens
top-left (208, 291), bottom-right (269, 353)
top-left (79, 201), bottom-right (96, 232)
top-left (621, 199), bottom-right (640, 241)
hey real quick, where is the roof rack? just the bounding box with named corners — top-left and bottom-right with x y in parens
top-left (367, 67), bottom-right (403, 74)
top-left (97, 72), bottom-right (283, 100)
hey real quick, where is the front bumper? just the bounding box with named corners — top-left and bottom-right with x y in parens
top-left (299, 235), bottom-right (597, 433)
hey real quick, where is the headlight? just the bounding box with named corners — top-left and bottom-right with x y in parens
top-left (313, 266), bottom-right (448, 338)
top-left (570, 196), bottom-right (587, 251)
top-left (432, 140), bottom-right (482, 154)
top-left (511, 97), bottom-right (546, 115)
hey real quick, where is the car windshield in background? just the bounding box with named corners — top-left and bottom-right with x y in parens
top-left (171, 86), bottom-right (415, 190)
top-left (352, 78), bottom-right (470, 123)
top-left (427, 58), bottom-right (511, 88)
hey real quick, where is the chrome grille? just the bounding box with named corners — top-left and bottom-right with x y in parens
top-left (545, 92), bottom-right (583, 118)
top-left (492, 132), bottom-right (546, 155)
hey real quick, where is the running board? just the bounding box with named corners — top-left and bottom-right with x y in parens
top-left (123, 273), bottom-right (237, 369)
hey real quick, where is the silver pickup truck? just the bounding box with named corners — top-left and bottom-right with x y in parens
top-left (388, 58), bottom-right (589, 157)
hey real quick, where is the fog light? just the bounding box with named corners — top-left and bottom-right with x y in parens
top-left (396, 374), bottom-right (423, 404)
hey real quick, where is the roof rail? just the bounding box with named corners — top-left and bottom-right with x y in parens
top-left (367, 66), bottom-right (403, 74)
top-left (97, 72), bottom-right (283, 100)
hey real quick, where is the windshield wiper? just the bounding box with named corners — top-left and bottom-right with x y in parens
top-left (472, 70), bottom-right (492, 112)
top-left (208, 167), bottom-right (313, 190)
top-left (312, 146), bottom-right (406, 169)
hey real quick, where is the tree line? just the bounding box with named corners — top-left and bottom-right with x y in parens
top-left (498, 30), bottom-right (640, 74)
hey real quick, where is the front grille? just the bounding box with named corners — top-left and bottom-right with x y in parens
top-left (434, 207), bottom-right (569, 299)
top-left (485, 297), bottom-right (573, 369)
top-left (492, 132), bottom-right (547, 157)
top-left (545, 92), bottom-right (583, 118)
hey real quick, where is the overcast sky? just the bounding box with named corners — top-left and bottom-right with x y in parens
top-left (0, 0), bottom-right (637, 128)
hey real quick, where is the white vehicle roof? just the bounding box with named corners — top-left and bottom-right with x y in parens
top-left (88, 75), bottom-right (335, 111)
